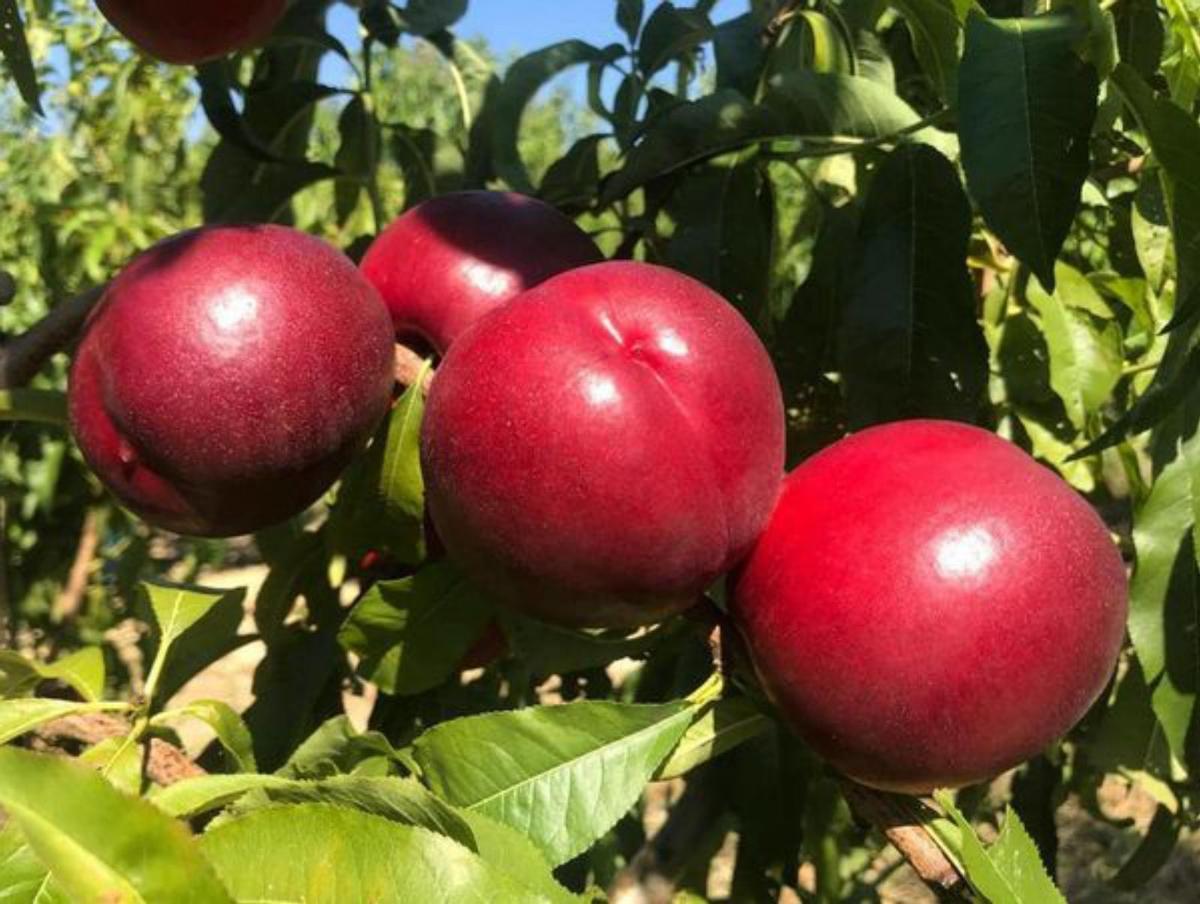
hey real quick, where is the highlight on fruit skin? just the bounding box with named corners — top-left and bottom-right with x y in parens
top-left (69, 224), bottom-right (396, 538)
top-left (360, 191), bottom-right (603, 355)
top-left (730, 419), bottom-right (1129, 794)
top-left (95, 0), bottom-right (287, 65)
top-left (421, 260), bottom-right (786, 630)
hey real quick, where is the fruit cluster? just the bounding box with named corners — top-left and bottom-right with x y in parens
top-left (68, 189), bottom-right (1127, 794)
top-left (71, 0), bottom-right (1126, 803)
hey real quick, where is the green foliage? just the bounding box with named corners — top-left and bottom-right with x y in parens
top-left (2, 0), bottom-right (1199, 899)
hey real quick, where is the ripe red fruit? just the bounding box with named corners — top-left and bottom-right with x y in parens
top-left (95, 0), bottom-right (286, 65)
top-left (422, 261), bottom-right (786, 629)
top-left (69, 225), bottom-right (395, 537)
top-left (360, 191), bottom-right (602, 354)
top-left (731, 420), bottom-right (1128, 793)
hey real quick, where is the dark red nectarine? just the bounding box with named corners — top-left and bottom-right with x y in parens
top-left (96, 0), bottom-right (286, 65)
top-left (69, 225), bottom-right (395, 537)
top-left (360, 191), bottom-right (602, 354)
top-left (731, 420), bottom-right (1128, 793)
top-left (421, 261), bottom-right (786, 628)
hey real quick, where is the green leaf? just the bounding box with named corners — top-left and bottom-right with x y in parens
top-left (1111, 804), bottom-right (1180, 889)
top-left (0, 647), bottom-right (105, 702)
top-left (334, 95), bottom-right (381, 225)
top-left (539, 134), bottom-right (607, 212)
top-left (1115, 0), bottom-right (1165, 80)
top-left (1027, 263), bottom-right (1123, 429)
top-left (840, 143), bottom-right (987, 428)
top-left (1129, 440), bottom-right (1200, 765)
top-left (151, 700), bottom-right (256, 773)
top-left (891, 0), bottom-right (964, 103)
top-left (1110, 64), bottom-right (1200, 329)
top-left (338, 561), bottom-right (494, 696)
top-left (637, 2), bottom-right (715, 77)
top-left (491, 41), bottom-right (614, 193)
top-left (958, 12), bottom-right (1099, 289)
top-left (378, 370), bottom-right (430, 524)
top-left (665, 154), bottom-right (773, 323)
top-left (935, 792), bottom-right (1067, 904)
top-left (199, 803), bottom-right (555, 903)
top-left (714, 13), bottom-right (765, 97)
top-left (500, 614), bottom-right (674, 679)
top-left (0, 390), bottom-right (66, 427)
top-left (0, 0), bottom-right (41, 115)
top-left (0, 749), bottom-right (232, 903)
top-left (414, 700), bottom-right (695, 865)
top-left (0, 699), bottom-right (128, 746)
top-left (618, 0), bottom-right (645, 41)
top-left (395, 0), bottom-right (468, 36)
top-left (277, 714), bottom-right (407, 779)
top-left (0, 822), bottom-right (64, 904)
top-left (455, 809), bottom-right (584, 904)
top-left (654, 696), bottom-right (773, 780)
top-left (602, 71), bottom-right (937, 203)
top-left (140, 579), bottom-right (247, 707)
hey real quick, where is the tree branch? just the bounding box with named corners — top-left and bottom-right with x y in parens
top-left (840, 780), bottom-right (969, 898)
top-left (32, 711), bottom-right (205, 786)
top-left (0, 286), bottom-right (105, 389)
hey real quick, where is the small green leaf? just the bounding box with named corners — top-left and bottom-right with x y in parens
top-left (338, 561), bottom-right (494, 696)
top-left (140, 580), bottom-right (247, 707)
top-left (637, 2), bottom-right (715, 77)
top-left (0, 390), bottom-right (66, 427)
top-left (958, 12), bottom-right (1099, 289)
top-left (935, 792), bottom-right (1067, 904)
top-left (1027, 263), bottom-right (1123, 429)
top-left (0, 822), bottom-right (63, 904)
top-left (0, 749), bottom-right (232, 903)
top-left (278, 714), bottom-right (408, 779)
top-left (414, 700), bottom-right (695, 865)
top-left (0, 699), bottom-right (128, 746)
top-left (379, 369), bottom-right (430, 524)
top-left (151, 700), bottom-right (256, 773)
top-left (617, 0), bottom-right (645, 41)
top-left (0, 0), bottom-right (41, 114)
top-left (0, 647), bottom-right (105, 702)
top-left (654, 696), bottom-right (773, 780)
top-left (199, 803), bottom-right (554, 903)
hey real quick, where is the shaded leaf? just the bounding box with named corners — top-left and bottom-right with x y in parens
top-left (891, 0), bottom-right (963, 103)
top-left (654, 696), bottom-right (773, 780)
top-left (1111, 804), bottom-right (1180, 889)
top-left (396, 0), bottom-right (468, 36)
top-left (1111, 64), bottom-right (1200, 329)
top-left (540, 134), bottom-right (607, 211)
top-left (414, 700), bottom-right (694, 865)
top-left (714, 12), bottom-right (765, 96)
top-left (958, 11), bottom-right (1099, 289)
top-left (0, 749), bottom-right (231, 903)
top-left (334, 95), bottom-right (381, 225)
top-left (1115, 0), bottom-right (1165, 80)
top-left (0, 0), bottom-right (41, 114)
top-left (618, 0), bottom-right (645, 42)
top-left (0, 648), bottom-right (104, 702)
top-left (278, 714), bottom-right (408, 780)
top-left (1129, 442), bottom-right (1199, 765)
top-left (492, 41), bottom-right (615, 193)
top-left (840, 144), bottom-right (987, 428)
top-left (603, 71), bottom-right (938, 203)
top-left (638, 2), bottom-right (715, 77)
top-left (0, 390), bottom-right (66, 427)
top-left (338, 561), bottom-right (494, 696)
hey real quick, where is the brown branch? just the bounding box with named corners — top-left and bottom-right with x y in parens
top-left (839, 780), bottom-right (968, 897)
top-left (33, 711), bottom-right (206, 786)
top-left (0, 285), bottom-right (105, 389)
top-left (52, 509), bottom-right (100, 622)
top-left (394, 342), bottom-right (435, 391)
